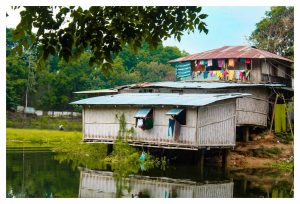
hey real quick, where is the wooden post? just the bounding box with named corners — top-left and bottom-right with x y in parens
top-left (270, 94), bottom-right (279, 133)
top-left (242, 126), bottom-right (249, 142)
top-left (196, 149), bottom-right (205, 180)
top-left (107, 144), bottom-right (113, 155)
top-left (222, 149), bottom-right (229, 168)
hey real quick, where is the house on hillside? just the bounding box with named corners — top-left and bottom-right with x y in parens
top-left (72, 45), bottom-right (293, 147)
top-left (168, 45), bottom-right (293, 86)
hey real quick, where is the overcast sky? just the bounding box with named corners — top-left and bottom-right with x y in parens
top-left (6, 6), bottom-right (270, 54)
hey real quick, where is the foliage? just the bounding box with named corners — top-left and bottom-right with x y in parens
top-left (7, 27), bottom-right (185, 111)
top-left (252, 147), bottom-right (282, 158)
top-left (249, 6), bottom-right (294, 60)
top-left (12, 6), bottom-right (208, 72)
top-left (272, 159), bottom-right (293, 172)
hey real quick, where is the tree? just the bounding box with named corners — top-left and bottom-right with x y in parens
top-left (11, 6), bottom-right (208, 72)
top-left (249, 6), bottom-right (294, 60)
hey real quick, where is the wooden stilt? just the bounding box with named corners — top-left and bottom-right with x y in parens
top-left (242, 126), bottom-right (249, 142)
top-left (222, 149), bottom-right (229, 168)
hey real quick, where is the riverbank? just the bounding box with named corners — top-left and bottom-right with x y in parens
top-left (229, 132), bottom-right (293, 171)
top-left (6, 128), bottom-right (293, 171)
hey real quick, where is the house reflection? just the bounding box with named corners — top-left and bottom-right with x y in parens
top-left (78, 169), bottom-right (234, 198)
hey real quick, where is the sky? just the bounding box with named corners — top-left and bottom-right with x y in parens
top-left (163, 6), bottom-right (270, 54)
top-left (6, 6), bottom-right (270, 55)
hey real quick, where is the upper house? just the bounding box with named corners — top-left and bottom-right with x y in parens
top-left (169, 45), bottom-right (293, 86)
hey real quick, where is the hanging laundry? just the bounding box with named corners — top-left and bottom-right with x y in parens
top-left (207, 59), bottom-right (213, 66)
top-left (213, 71), bottom-right (217, 76)
top-left (203, 60), bottom-right (208, 66)
top-left (228, 70), bottom-right (235, 80)
top-left (245, 58), bottom-right (251, 64)
top-left (174, 120), bottom-right (181, 141)
top-left (239, 58), bottom-right (246, 63)
top-left (200, 60), bottom-right (205, 65)
top-left (137, 118), bottom-right (144, 128)
top-left (246, 70), bottom-right (251, 80)
top-left (203, 71), bottom-right (209, 79)
top-left (209, 70), bottom-right (213, 76)
top-left (222, 69), bottom-right (229, 78)
top-left (168, 118), bottom-right (175, 137)
top-left (228, 59), bottom-right (235, 67)
top-left (217, 71), bottom-right (223, 78)
top-left (199, 65), bottom-right (206, 72)
top-left (217, 59), bottom-right (225, 68)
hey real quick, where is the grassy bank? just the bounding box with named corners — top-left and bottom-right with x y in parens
top-left (6, 112), bottom-right (82, 131)
top-left (6, 128), bottom-right (82, 148)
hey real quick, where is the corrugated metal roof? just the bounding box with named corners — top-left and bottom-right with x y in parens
top-left (73, 89), bottom-right (118, 94)
top-left (165, 108), bottom-right (184, 115)
top-left (70, 93), bottom-right (251, 107)
top-left (129, 81), bottom-right (286, 89)
top-left (135, 108), bottom-right (152, 118)
top-left (169, 46), bottom-right (293, 63)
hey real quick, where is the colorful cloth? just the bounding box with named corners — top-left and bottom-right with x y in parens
top-left (222, 69), bottom-right (229, 77)
top-left (217, 71), bottom-right (223, 78)
top-left (228, 70), bottom-right (235, 80)
top-left (209, 70), bottom-right (213, 76)
top-left (203, 71), bottom-right (209, 79)
top-left (228, 59), bottom-right (235, 67)
top-left (217, 59), bottom-right (225, 68)
top-left (245, 58), bottom-right (251, 64)
top-left (168, 118), bottom-right (175, 137)
top-left (200, 60), bottom-right (205, 65)
top-left (239, 58), bottom-right (246, 63)
top-left (207, 59), bottom-right (213, 67)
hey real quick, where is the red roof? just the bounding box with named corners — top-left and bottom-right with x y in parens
top-left (169, 45), bottom-right (293, 63)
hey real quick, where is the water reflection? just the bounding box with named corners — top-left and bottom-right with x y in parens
top-left (6, 147), bottom-right (293, 198)
top-left (79, 168), bottom-right (234, 198)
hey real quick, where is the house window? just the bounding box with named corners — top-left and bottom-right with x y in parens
top-left (134, 108), bottom-right (154, 130)
top-left (165, 108), bottom-right (186, 125)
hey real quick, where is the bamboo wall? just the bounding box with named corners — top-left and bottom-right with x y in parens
top-left (83, 101), bottom-right (236, 147)
top-left (152, 87), bottom-right (269, 127)
top-left (198, 101), bottom-right (236, 146)
top-left (79, 170), bottom-right (234, 198)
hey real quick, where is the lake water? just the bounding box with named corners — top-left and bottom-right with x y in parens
top-left (6, 147), bottom-right (293, 198)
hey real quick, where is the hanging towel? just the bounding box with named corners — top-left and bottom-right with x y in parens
top-left (246, 70), bottom-right (251, 80)
top-left (222, 69), bottom-right (228, 78)
top-left (245, 58), bottom-right (251, 64)
top-left (209, 70), bottom-right (213, 76)
top-left (174, 121), bottom-right (181, 141)
top-left (217, 59), bottom-right (225, 68)
top-left (200, 60), bottom-right (205, 65)
top-left (228, 70), bottom-right (235, 80)
top-left (239, 58), bottom-right (246, 63)
top-left (228, 59), bottom-right (235, 67)
top-left (203, 60), bottom-right (208, 66)
top-left (168, 118), bottom-right (175, 137)
top-left (217, 71), bottom-right (223, 78)
top-left (203, 71), bottom-right (209, 79)
top-left (207, 59), bottom-right (213, 66)
top-left (213, 71), bottom-right (217, 76)
top-left (137, 118), bottom-right (144, 128)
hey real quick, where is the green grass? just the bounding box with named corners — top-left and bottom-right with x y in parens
top-left (6, 114), bottom-right (82, 131)
top-left (272, 161), bottom-right (294, 172)
top-left (6, 128), bottom-right (82, 148)
top-left (252, 147), bottom-right (282, 158)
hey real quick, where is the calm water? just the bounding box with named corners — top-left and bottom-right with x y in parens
top-left (6, 147), bottom-right (293, 198)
